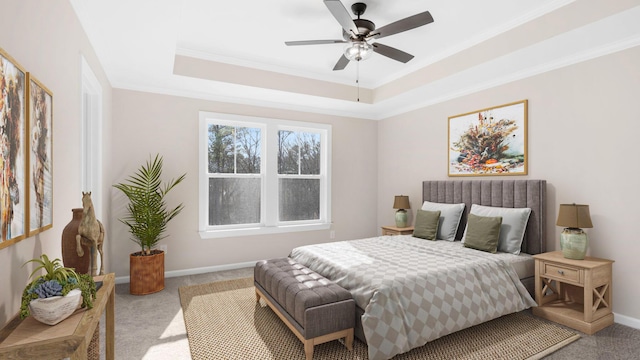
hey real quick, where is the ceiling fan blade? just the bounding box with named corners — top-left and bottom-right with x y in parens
top-left (373, 11), bottom-right (434, 39)
top-left (372, 43), bottom-right (414, 63)
top-left (324, 0), bottom-right (358, 36)
top-left (333, 54), bottom-right (350, 71)
top-left (285, 40), bottom-right (347, 46)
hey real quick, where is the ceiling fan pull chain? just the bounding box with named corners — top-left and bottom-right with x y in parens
top-left (356, 60), bottom-right (360, 102)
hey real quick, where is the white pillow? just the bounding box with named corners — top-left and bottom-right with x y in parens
top-left (462, 204), bottom-right (531, 254)
top-left (421, 201), bottom-right (465, 241)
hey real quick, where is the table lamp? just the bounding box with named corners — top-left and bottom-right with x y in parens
top-left (393, 195), bottom-right (410, 228)
top-left (556, 203), bottom-right (593, 260)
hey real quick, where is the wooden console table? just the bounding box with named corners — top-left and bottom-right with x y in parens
top-left (0, 273), bottom-right (115, 359)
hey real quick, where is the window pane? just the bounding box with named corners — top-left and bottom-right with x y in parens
top-left (278, 130), bottom-right (298, 174)
top-left (279, 179), bottom-right (320, 221)
top-left (208, 125), bottom-right (234, 173)
top-left (299, 132), bottom-right (320, 175)
top-left (236, 127), bottom-right (261, 174)
top-left (209, 178), bottom-right (260, 225)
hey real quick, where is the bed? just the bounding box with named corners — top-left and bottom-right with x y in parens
top-left (289, 179), bottom-right (546, 360)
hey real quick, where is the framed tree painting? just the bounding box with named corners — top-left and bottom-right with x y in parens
top-left (27, 75), bottom-right (53, 235)
top-left (0, 48), bottom-right (27, 249)
top-left (448, 100), bottom-right (527, 177)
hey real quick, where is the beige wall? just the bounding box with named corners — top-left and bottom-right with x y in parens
top-left (2, 0), bottom-right (639, 332)
top-left (378, 46), bottom-right (640, 322)
top-left (0, 0), bottom-right (113, 327)
top-left (108, 90), bottom-right (378, 277)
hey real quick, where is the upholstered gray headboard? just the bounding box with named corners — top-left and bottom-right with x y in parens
top-left (422, 180), bottom-right (546, 255)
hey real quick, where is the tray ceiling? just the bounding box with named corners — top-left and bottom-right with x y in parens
top-left (70, 0), bottom-right (640, 119)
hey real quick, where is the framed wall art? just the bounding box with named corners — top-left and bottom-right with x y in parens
top-left (448, 100), bottom-right (527, 177)
top-left (27, 75), bottom-right (53, 236)
top-left (0, 47), bottom-right (27, 249)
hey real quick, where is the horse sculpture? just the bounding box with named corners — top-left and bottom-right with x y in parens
top-left (76, 192), bottom-right (105, 276)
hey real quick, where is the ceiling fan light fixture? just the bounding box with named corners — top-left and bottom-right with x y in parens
top-left (285, 1), bottom-right (434, 70)
top-left (344, 41), bottom-right (373, 61)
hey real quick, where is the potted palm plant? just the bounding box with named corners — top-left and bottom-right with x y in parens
top-left (113, 154), bottom-right (185, 295)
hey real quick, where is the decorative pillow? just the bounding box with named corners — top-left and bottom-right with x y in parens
top-left (421, 201), bottom-right (465, 241)
top-left (463, 204), bottom-right (532, 255)
top-left (413, 210), bottom-right (440, 240)
top-left (463, 213), bottom-right (502, 253)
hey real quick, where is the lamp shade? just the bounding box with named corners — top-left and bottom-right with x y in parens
top-left (393, 195), bottom-right (410, 210)
top-left (556, 204), bottom-right (593, 229)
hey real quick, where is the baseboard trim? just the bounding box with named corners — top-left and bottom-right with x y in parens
top-left (614, 312), bottom-right (640, 330)
top-left (114, 260), bottom-right (259, 285)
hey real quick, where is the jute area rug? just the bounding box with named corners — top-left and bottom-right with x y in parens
top-left (179, 277), bottom-right (579, 360)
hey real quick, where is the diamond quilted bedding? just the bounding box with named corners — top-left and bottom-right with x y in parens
top-left (290, 235), bottom-right (536, 360)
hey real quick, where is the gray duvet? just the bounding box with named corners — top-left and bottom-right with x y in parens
top-left (290, 235), bottom-right (536, 360)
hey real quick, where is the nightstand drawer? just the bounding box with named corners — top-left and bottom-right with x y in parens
top-left (542, 263), bottom-right (582, 284)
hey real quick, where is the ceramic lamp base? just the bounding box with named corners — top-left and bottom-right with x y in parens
top-left (395, 210), bottom-right (408, 228)
top-left (560, 228), bottom-right (588, 260)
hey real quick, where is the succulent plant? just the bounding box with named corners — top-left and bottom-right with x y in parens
top-left (20, 254), bottom-right (97, 319)
top-left (33, 280), bottom-right (63, 298)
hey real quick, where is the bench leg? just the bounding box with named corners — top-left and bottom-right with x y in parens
top-left (304, 339), bottom-right (314, 360)
top-left (345, 328), bottom-right (354, 351)
top-left (255, 288), bottom-right (260, 303)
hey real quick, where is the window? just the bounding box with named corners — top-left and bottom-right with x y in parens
top-left (207, 124), bottom-right (262, 226)
top-left (278, 130), bottom-right (321, 221)
top-left (199, 112), bottom-right (331, 238)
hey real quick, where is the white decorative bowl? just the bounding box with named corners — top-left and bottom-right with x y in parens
top-left (29, 289), bottom-right (82, 325)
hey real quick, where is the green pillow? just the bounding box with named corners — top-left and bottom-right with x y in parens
top-left (413, 210), bottom-right (440, 240)
top-left (463, 213), bottom-right (502, 253)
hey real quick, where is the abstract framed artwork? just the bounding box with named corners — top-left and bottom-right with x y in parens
top-left (0, 47), bottom-right (27, 249)
top-left (27, 75), bottom-right (53, 236)
top-left (448, 100), bottom-right (528, 177)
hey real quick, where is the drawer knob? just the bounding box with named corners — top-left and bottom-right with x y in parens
top-left (558, 270), bottom-right (565, 275)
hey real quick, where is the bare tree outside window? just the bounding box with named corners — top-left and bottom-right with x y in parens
top-left (278, 130), bottom-right (297, 174)
top-left (299, 132), bottom-right (320, 175)
top-left (208, 125), bottom-right (234, 173)
top-left (236, 127), bottom-right (261, 174)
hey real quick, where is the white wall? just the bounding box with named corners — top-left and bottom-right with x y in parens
top-left (0, 0), bottom-right (112, 327)
top-left (378, 46), bottom-right (640, 322)
top-left (108, 90), bottom-right (378, 277)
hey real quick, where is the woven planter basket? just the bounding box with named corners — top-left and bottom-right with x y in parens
top-left (130, 250), bottom-right (165, 295)
top-left (29, 289), bottom-right (82, 325)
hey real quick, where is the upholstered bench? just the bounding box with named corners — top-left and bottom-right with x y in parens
top-left (254, 257), bottom-right (355, 360)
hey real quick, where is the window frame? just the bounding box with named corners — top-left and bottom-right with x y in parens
top-left (199, 112), bottom-right (331, 238)
top-left (80, 56), bottom-right (104, 219)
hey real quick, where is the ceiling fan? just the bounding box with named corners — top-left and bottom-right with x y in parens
top-left (285, 0), bottom-right (434, 71)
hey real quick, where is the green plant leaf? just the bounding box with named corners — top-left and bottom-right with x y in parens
top-left (113, 154), bottom-right (185, 253)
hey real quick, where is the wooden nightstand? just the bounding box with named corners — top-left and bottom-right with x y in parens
top-left (532, 251), bottom-right (614, 334)
top-left (381, 225), bottom-right (414, 236)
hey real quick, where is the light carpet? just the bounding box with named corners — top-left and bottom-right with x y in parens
top-left (179, 277), bottom-right (579, 360)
